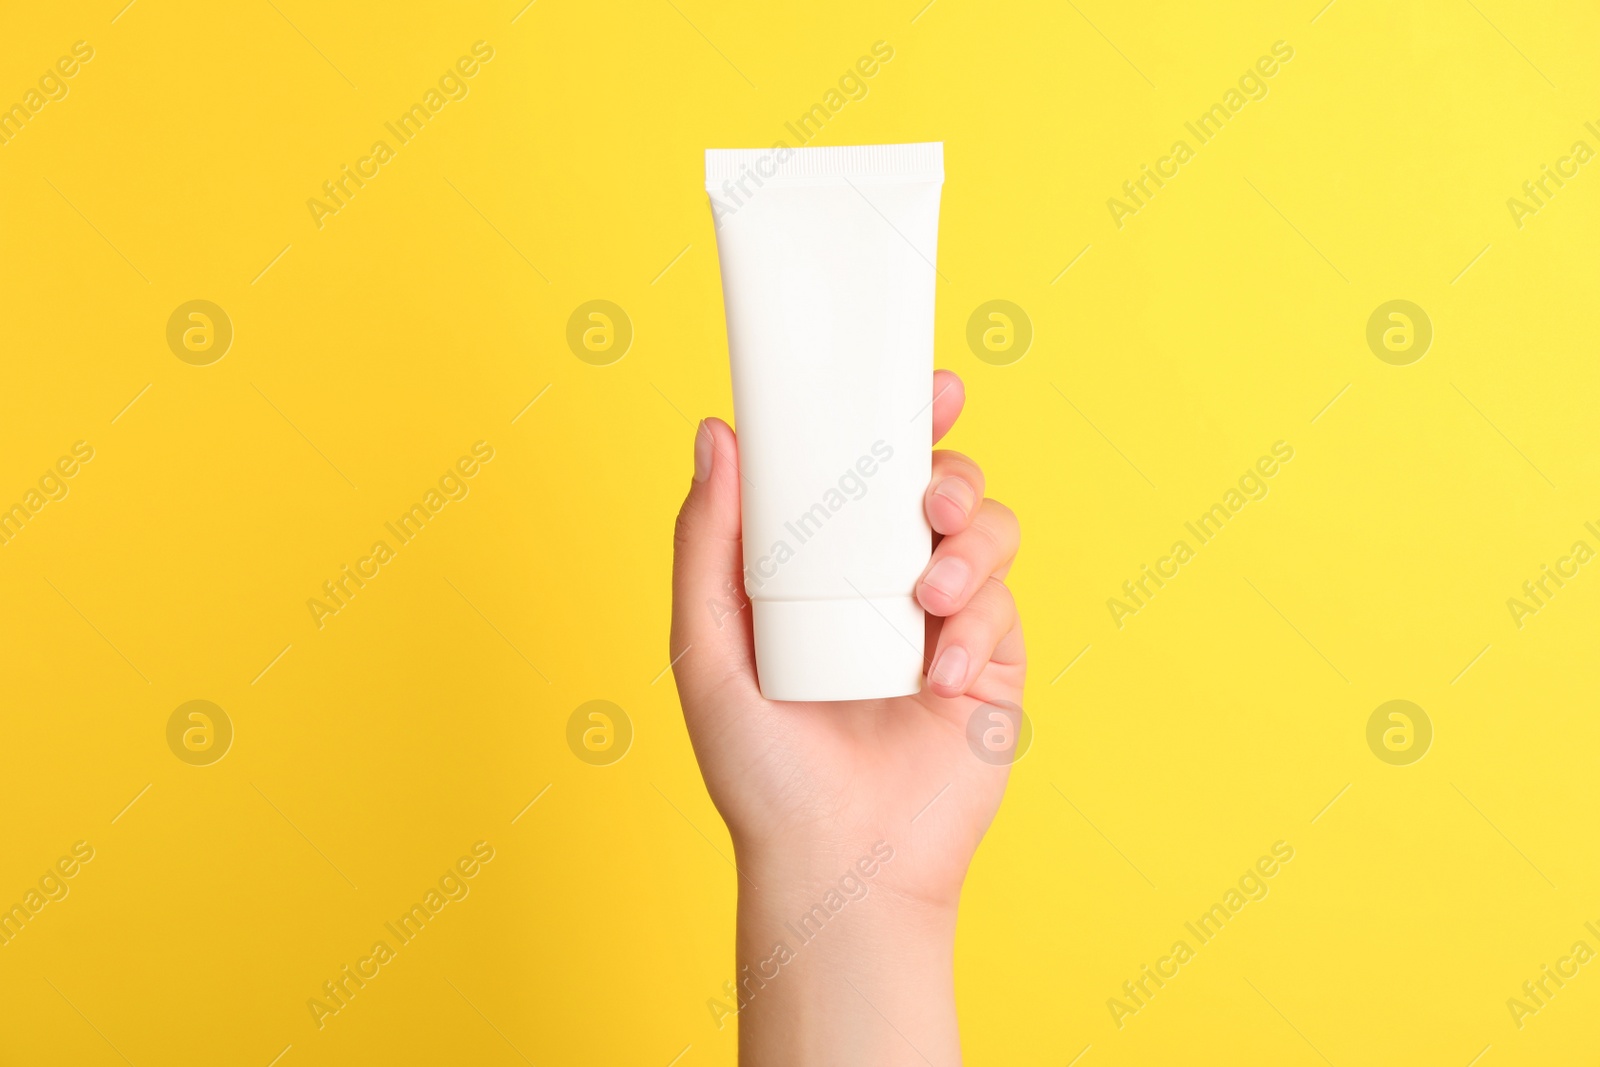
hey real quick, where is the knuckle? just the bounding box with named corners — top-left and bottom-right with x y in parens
top-left (984, 574), bottom-right (1016, 605)
top-left (934, 449), bottom-right (983, 481)
top-left (979, 577), bottom-right (1016, 621)
top-left (984, 498), bottom-right (1018, 530)
top-left (673, 500), bottom-right (697, 549)
top-left (955, 579), bottom-right (1013, 633)
top-left (979, 500), bottom-right (1019, 550)
top-left (967, 508), bottom-right (1010, 556)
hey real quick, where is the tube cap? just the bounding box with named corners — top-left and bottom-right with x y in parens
top-left (752, 596), bottom-right (925, 702)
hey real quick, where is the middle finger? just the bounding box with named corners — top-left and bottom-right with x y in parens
top-left (915, 498), bottom-right (1020, 616)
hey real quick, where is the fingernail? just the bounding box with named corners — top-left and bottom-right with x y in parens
top-left (920, 557), bottom-right (970, 603)
top-left (693, 420), bottom-right (712, 483)
top-left (933, 476), bottom-right (975, 516)
top-left (931, 645), bottom-right (968, 689)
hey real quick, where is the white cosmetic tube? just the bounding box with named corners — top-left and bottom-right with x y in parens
top-left (705, 142), bottom-right (944, 702)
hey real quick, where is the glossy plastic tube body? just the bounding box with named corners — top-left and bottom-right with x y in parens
top-left (706, 142), bottom-right (943, 701)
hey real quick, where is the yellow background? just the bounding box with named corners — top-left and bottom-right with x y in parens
top-left (2, 0), bottom-right (1598, 1063)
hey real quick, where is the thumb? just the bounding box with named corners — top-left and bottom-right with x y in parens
top-left (669, 417), bottom-right (757, 703)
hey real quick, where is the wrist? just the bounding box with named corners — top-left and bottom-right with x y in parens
top-left (732, 822), bottom-right (971, 913)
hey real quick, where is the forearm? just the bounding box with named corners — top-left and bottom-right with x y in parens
top-left (732, 847), bottom-right (961, 1066)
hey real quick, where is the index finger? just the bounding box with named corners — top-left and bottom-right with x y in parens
top-left (932, 370), bottom-right (965, 444)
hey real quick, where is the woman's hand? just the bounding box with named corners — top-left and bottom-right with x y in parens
top-left (670, 370), bottom-right (1024, 1065)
